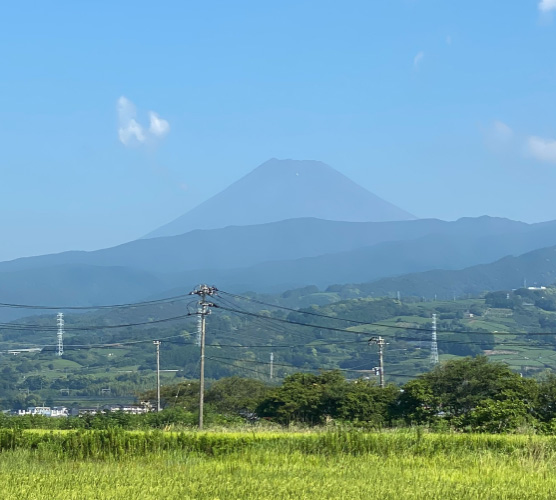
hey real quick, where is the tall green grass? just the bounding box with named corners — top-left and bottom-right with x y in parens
top-left (2, 439), bottom-right (556, 499)
top-left (2, 428), bottom-right (556, 460)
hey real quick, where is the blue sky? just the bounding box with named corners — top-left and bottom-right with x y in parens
top-left (1, 0), bottom-right (556, 261)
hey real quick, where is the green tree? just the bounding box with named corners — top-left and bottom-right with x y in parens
top-left (337, 379), bottom-right (398, 425)
top-left (256, 371), bottom-right (348, 425)
top-left (395, 356), bottom-right (535, 425)
top-left (464, 396), bottom-right (530, 433)
top-left (393, 378), bottom-right (441, 424)
top-left (420, 356), bottom-right (531, 417)
top-left (205, 376), bottom-right (269, 416)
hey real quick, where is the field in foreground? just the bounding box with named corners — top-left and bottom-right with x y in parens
top-left (2, 430), bottom-right (556, 499)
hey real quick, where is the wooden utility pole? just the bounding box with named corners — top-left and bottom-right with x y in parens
top-left (191, 285), bottom-right (217, 430)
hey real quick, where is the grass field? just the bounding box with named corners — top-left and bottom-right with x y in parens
top-left (2, 430), bottom-right (556, 499)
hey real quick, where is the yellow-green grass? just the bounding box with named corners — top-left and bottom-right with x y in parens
top-left (3, 431), bottom-right (556, 499)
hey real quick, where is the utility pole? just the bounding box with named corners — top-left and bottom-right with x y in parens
top-left (369, 336), bottom-right (386, 388)
top-left (270, 352), bottom-right (274, 380)
top-left (430, 313), bottom-right (439, 365)
top-left (153, 340), bottom-right (161, 412)
top-left (56, 313), bottom-right (64, 357)
top-left (190, 285), bottom-right (217, 430)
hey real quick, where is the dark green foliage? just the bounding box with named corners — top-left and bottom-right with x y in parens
top-left (204, 377), bottom-right (269, 416)
top-left (336, 380), bottom-right (398, 425)
top-left (256, 371), bottom-right (396, 426)
top-left (393, 356), bottom-right (538, 432)
top-left (392, 378), bottom-right (440, 424)
top-left (485, 291), bottom-right (519, 309)
top-left (418, 356), bottom-right (532, 417)
top-left (463, 397), bottom-right (531, 433)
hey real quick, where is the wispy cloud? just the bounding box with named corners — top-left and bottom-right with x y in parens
top-left (484, 119), bottom-right (556, 164)
top-left (149, 112), bottom-right (170, 138)
top-left (483, 120), bottom-right (514, 153)
top-left (527, 136), bottom-right (556, 163)
top-left (117, 96), bottom-right (170, 147)
top-left (492, 121), bottom-right (513, 142)
top-left (413, 51), bottom-right (424, 69)
top-left (539, 0), bottom-right (556, 12)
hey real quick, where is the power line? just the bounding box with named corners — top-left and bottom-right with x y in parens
top-left (207, 354), bottom-right (420, 380)
top-left (0, 293), bottom-right (193, 310)
top-left (215, 295), bottom-right (319, 344)
top-left (218, 290), bottom-right (556, 336)
top-left (0, 312), bottom-right (196, 332)
top-left (2, 333), bottom-right (196, 353)
top-left (214, 303), bottom-right (556, 337)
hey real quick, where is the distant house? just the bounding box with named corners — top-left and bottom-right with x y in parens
top-left (70, 403), bottom-right (152, 416)
top-left (17, 406), bottom-right (69, 417)
top-left (101, 404), bottom-right (150, 414)
top-left (12, 403), bottom-right (151, 418)
top-left (70, 407), bottom-right (99, 416)
top-left (26, 406), bottom-right (51, 416)
top-left (50, 406), bottom-right (69, 417)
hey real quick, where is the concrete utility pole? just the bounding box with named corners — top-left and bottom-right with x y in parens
top-left (369, 336), bottom-right (386, 388)
top-left (153, 340), bottom-right (161, 412)
top-left (270, 352), bottom-right (274, 380)
top-left (430, 313), bottom-right (439, 366)
top-left (190, 285), bottom-right (217, 430)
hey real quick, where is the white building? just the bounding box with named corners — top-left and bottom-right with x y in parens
top-left (19, 406), bottom-right (69, 417)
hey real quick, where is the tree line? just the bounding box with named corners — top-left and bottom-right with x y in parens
top-left (4, 355), bottom-right (556, 433)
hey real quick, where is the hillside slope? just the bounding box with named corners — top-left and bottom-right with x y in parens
top-left (359, 245), bottom-right (556, 299)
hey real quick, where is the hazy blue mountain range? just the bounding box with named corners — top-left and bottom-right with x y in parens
top-left (0, 216), bottom-right (533, 275)
top-left (144, 158), bottom-right (416, 239)
top-left (2, 216), bottom-right (556, 321)
top-left (358, 245), bottom-right (556, 299)
top-left (3, 157), bottom-right (556, 321)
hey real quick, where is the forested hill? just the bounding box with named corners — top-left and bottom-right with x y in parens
top-left (357, 244), bottom-right (556, 299)
top-left (3, 217), bottom-right (556, 321)
top-left (2, 283), bottom-right (556, 410)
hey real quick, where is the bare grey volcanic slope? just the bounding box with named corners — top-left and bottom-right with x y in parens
top-left (145, 158), bottom-right (416, 239)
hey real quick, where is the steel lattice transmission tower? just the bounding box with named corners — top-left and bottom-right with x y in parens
top-left (56, 312), bottom-right (64, 357)
top-left (430, 313), bottom-right (439, 365)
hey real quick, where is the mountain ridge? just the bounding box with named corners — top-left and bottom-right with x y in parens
top-left (144, 158), bottom-right (416, 239)
top-left (2, 216), bottom-right (556, 322)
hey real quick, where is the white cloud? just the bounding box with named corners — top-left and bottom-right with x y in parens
top-left (539, 0), bottom-right (556, 12)
top-left (527, 136), bottom-right (556, 163)
top-left (117, 96), bottom-right (145, 146)
top-left (117, 96), bottom-right (170, 147)
top-left (149, 111), bottom-right (170, 137)
top-left (413, 51), bottom-right (424, 69)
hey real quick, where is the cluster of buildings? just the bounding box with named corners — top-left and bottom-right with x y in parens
top-left (13, 406), bottom-right (69, 417)
top-left (6, 403), bottom-right (152, 418)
